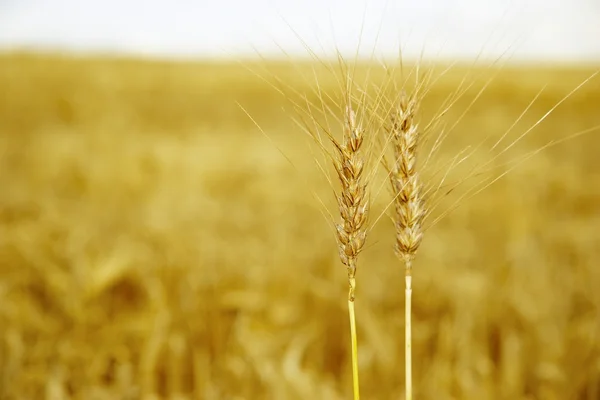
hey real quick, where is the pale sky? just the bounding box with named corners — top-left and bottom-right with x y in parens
top-left (0, 0), bottom-right (599, 62)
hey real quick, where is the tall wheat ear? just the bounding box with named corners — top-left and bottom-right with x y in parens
top-left (333, 99), bottom-right (368, 400)
top-left (288, 68), bottom-right (382, 400)
top-left (238, 53), bottom-right (384, 399)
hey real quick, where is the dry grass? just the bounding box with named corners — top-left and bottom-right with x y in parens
top-left (1, 53), bottom-right (600, 400)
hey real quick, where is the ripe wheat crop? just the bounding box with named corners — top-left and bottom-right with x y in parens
top-left (248, 36), bottom-right (600, 399)
top-left (0, 36), bottom-right (599, 400)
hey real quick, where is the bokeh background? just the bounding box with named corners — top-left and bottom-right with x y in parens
top-left (1, 1), bottom-right (600, 399)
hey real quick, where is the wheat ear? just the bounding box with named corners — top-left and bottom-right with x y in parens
top-left (387, 90), bottom-right (425, 400)
top-left (330, 100), bottom-right (369, 400)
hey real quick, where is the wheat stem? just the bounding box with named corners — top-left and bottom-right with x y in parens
top-left (405, 263), bottom-right (413, 400)
top-left (348, 276), bottom-right (360, 400)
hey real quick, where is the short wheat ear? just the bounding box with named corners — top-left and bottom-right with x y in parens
top-left (385, 87), bottom-right (426, 400)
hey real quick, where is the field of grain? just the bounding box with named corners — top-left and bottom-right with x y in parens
top-left (0, 53), bottom-right (599, 400)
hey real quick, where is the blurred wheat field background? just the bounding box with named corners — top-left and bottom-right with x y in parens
top-left (1, 53), bottom-right (600, 400)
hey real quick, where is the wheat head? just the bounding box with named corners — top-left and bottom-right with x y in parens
top-left (333, 101), bottom-right (369, 301)
top-left (386, 88), bottom-right (426, 400)
top-left (388, 90), bottom-right (426, 266)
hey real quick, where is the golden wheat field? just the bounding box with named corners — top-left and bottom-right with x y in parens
top-left (1, 53), bottom-right (600, 400)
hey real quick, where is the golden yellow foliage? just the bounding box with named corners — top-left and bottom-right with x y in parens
top-left (0, 53), bottom-right (599, 399)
